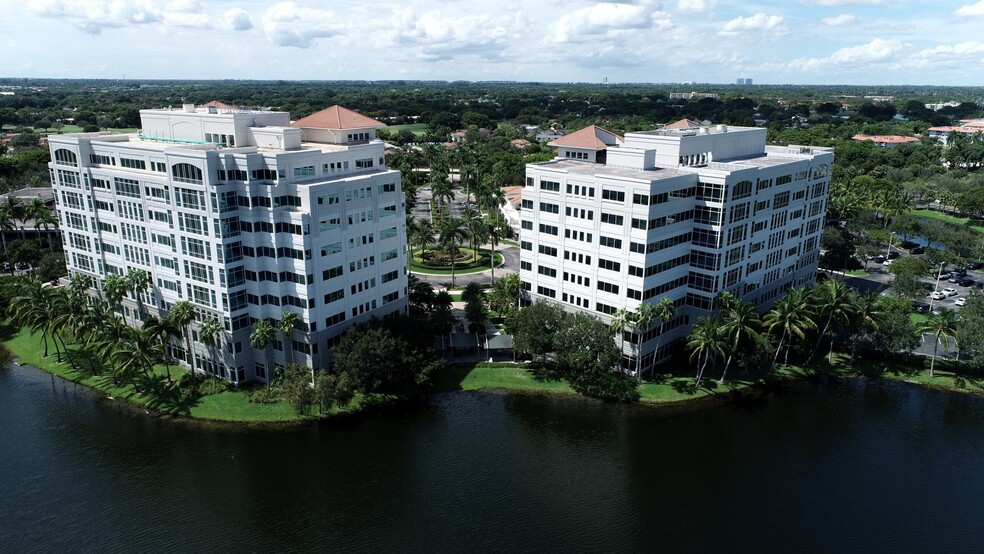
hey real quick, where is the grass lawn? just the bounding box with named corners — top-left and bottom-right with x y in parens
top-left (844, 269), bottom-right (869, 276)
top-left (4, 325), bottom-right (305, 423)
top-left (409, 248), bottom-right (503, 275)
top-left (913, 209), bottom-right (984, 234)
top-left (385, 123), bottom-right (428, 136)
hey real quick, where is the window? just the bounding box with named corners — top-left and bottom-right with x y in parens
top-left (599, 236), bottom-right (622, 249)
top-left (171, 163), bottom-right (203, 184)
top-left (251, 169), bottom-right (278, 181)
top-left (602, 189), bottom-right (625, 202)
top-left (600, 213), bottom-right (624, 226)
top-left (597, 281), bottom-right (620, 294)
top-left (732, 180), bottom-right (753, 200)
top-left (54, 149), bottom-right (78, 167)
top-left (120, 157), bottom-right (146, 170)
top-left (539, 202), bottom-right (559, 214)
top-left (355, 158), bottom-right (374, 168)
top-left (292, 165), bottom-right (315, 178)
top-left (541, 180), bottom-right (561, 192)
top-left (598, 258), bottom-right (620, 272)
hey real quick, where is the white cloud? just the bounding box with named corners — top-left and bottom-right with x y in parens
top-left (549, 2), bottom-right (671, 43)
top-left (718, 13), bottom-right (786, 36)
top-left (955, 1), bottom-right (984, 17)
top-left (677, 0), bottom-right (715, 13)
top-left (389, 8), bottom-right (516, 61)
top-left (27, 0), bottom-right (163, 34)
top-left (221, 8), bottom-right (253, 32)
top-left (822, 14), bottom-right (856, 26)
top-left (261, 2), bottom-right (344, 48)
top-left (910, 41), bottom-right (984, 68)
top-left (790, 38), bottom-right (907, 71)
top-left (806, 0), bottom-right (883, 6)
top-left (162, 0), bottom-right (209, 29)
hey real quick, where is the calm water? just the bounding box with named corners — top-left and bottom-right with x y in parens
top-left (3, 364), bottom-right (984, 552)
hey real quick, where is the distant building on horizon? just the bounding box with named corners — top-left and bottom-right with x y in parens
top-left (48, 103), bottom-right (408, 384)
top-left (736, 78), bottom-right (753, 85)
top-left (668, 91), bottom-right (720, 101)
top-left (520, 120), bottom-right (833, 373)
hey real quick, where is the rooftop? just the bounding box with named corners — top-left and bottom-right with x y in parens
top-left (852, 134), bottom-right (921, 144)
top-left (292, 105), bottom-right (386, 130)
top-left (548, 125), bottom-right (623, 150)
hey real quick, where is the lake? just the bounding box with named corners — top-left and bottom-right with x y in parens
top-left (2, 363), bottom-right (984, 552)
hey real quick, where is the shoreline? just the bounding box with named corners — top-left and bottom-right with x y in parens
top-left (7, 329), bottom-right (984, 429)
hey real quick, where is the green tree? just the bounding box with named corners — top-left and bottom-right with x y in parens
top-left (806, 279), bottom-right (856, 365)
top-left (438, 217), bottom-right (468, 287)
top-left (314, 370), bottom-right (356, 414)
top-left (142, 315), bottom-right (181, 384)
top-left (688, 315), bottom-right (726, 388)
top-left (249, 320), bottom-right (276, 384)
top-left (633, 303), bottom-right (658, 377)
top-left (282, 363), bottom-right (315, 416)
top-left (278, 310), bottom-right (301, 369)
top-left (555, 311), bottom-right (636, 401)
top-left (198, 316), bottom-right (224, 380)
top-left (763, 288), bottom-right (816, 369)
top-left (169, 300), bottom-right (197, 382)
top-left (508, 301), bottom-right (565, 364)
top-left (718, 293), bottom-right (761, 383)
top-left (919, 308), bottom-right (959, 378)
top-left (331, 325), bottom-right (433, 395)
top-left (647, 297), bottom-right (675, 379)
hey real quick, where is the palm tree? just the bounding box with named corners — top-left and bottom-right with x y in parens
top-left (805, 279), bottom-right (856, 366)
top-left (1, 195), bottom-right (24, 240)
top-left (648, 297), bottom-right (675, 378)
top-left (633, 303), bottom-right (658, 377)
top-left (125, 269), bottom-right (152, 321)
top-left (25, 198), bottom-right (48, 249)
top-left (463, 206), bottom-right (485, 261)
top-left (718, 296), bottom-right (761, 383)
top-left (485, 217), bottom-right (506, 284)
top-left (112, 327), bottom-right (164, 396)
top-left (278, 310), bottom-right (301, 368)
top-left (610, 308), bottom-right (635, 373)
top-left (142, 315), bottom-right (181, 384)
top-left (430, 175), bottom-right (455, 222)
top-left (438, 217), bottom-right (468, 287)
top-left (413, 218), bottom-right (435, 258)
top-left (919, 308), bottom-right (959, 378)
top-left (102, 274), bottom-right (129, 324)
top-left (763, 288), bottom-right (816, 370)
top-left (250, 319), bottom-right (277, 385)
top-left (406, 215), bottom-right (419, 277)
top-left (688, 315), bottom-right (725, 388)
top-left (431, 290), bottom-right (455, 351)
top-left (11, 277), bottom-right (53, 357)
top-left (0, 208), bottom-right (13, 261)
top-left (169, 300), bottom-right (196, 381)
top-left (198, 317), bottom-right (224, 380)
top-left (847, 293), bottom-right (885, 362)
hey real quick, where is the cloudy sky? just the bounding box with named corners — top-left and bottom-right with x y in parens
top-left (4, 0), bottom-right (984, 85)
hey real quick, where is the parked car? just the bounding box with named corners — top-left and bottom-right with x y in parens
top-left (922, 282), bottom-right (935, 290)
top-left (883, 258), bottom-right (894, 266)
top-left (1, 262), bottom-right (11, 272)
top-left (955, 297), bottom-right (967, 307)
top-left (931, 291), bottom-right (946, 300)
top-left (909, 246), bottom-right (926, 255)
top-left (873, 255), bottom-right (886, 264)
top-left (959, 278), bottom-right (976, 287)
top-left (943, 288), bottom-right (959, 297)
top-left (937, 271), bottom-right (951, 280)
top-left (966, 261), bottom-right (984, 270)
top-left (886, 251), bottom-right (900, 260)
top-left (948, 275), bottom-right (962, 283)
top-left (14, 261), bottom-right (29, 270)
top-left (912, 301), bottom-right (930, 313)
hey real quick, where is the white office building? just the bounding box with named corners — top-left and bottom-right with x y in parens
top-left (520, 120), bottom-right (833, 370)
top-left (48, 104), bottom-right (408, 383)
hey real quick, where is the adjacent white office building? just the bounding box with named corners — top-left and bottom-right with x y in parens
top-left (520, 120), bottom-right (834, 370)
top-left (48, 104), bottom-right (408, 383)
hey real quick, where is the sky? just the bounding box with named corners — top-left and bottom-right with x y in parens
top-left (3, 0), bottom-right (984, 85)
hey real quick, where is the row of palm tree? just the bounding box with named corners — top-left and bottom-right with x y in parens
top-left (248, 310), bottom-right (306, 385)
top-left (0, 195), bottom-right (59, 259)
top-left (609, 297), bottom-right (676, 378)
top-left (10, 273), bottom-right (230, 398)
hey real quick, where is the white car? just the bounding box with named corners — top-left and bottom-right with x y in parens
top-left (883, 258), bottom-right (894, 266)
top-left (943, 288), bottom-right (959, 297)
top-left (955, 297), bottom-right (967, 307)
top-left (931, 291), bottom-right (946, 300)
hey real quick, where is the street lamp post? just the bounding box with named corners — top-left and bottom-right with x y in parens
top-left (886, 231), bottom-right (896, 260)
top-left (929, 261), bottom-right (946, 311)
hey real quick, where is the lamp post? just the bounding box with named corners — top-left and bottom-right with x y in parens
top-left (929, 261), bottom-right (946, 311)
top-left (886, 231), bottom-right (896, 260)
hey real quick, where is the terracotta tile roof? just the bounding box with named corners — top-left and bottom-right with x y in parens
top-left (852, 134), bottom-right (921, 144)
top-left (510, 139), bottom-right (531, 148)
top-left (664, 118), bottom-right (703, 130)
top-left (548, 125), bottom-right (623, 149)
top-left (292, 105), bottom-right (386, 130)
top-left (199, 100), bottom-right (235, 110)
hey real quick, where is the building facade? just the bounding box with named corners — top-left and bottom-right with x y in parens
top-left (48, 104), bottom-right (408, 383)
top-left (520, 121), bottom-right (833, 371)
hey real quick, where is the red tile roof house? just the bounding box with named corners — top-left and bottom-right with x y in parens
top-left (548, 125), bottom-right (624, 164)
top-left (851, 134), bottom-right (921, 148)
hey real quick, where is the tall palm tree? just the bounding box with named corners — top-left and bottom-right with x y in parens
top-left (25, 198), bottom-right (48, 249)
top-left (430, 175), bottom-right (454, 223)
top-left (763, 288), bottom-right (816, 370)
top-left (805, 279), bottom-right (856, 366)
top-left (1, 195), bottom-right (24, 240)
top-left (634, 303), bottom-right (658, 377)
top-left (413, 219), bottom-right (435, 258)
top-left (405, 215), bottom-right (419, 277)
top-left (438, 217), bottom-right (468, 287)
top-left (919, 308), bottom-right (959, 378)
top-left (278, 310), bottom-right (301, 368)
top-left (34, 206), bottom-right (57, 252)
top-left (102, 274), bottom-right (129, 324)
top-left (169, 300), bottom-right (196, 381)
top-left (718, 296), bottom-right (761, 383)
top-left (11, 277), bottom-right (53, 357)
top-left (142, 315), bottom-right (181, 384)
top-left (250, 319), bottom-right (276, 385)
top-left (610, 308), bottom-right (634, 373)
top-left (649, 297), bottom-right (675, 378)
top-left (688, 315), bottom-right (725, 388)
top-left (0, 208), bottom-right (13, 261)
top-left (198, 316), bottom-right (224, 380)
top-left (431, 290), bottom-right (455, 351)
top-left (125, 269), bottom-right (152, 322)
top-left (485, 217), bottom-right (506, 284)
top-left (462, 206), bottom-right (484, 261)
top-left (847, 293), bottom-right (886, 362)
top-left (112, 327), bottom-right (164, 396)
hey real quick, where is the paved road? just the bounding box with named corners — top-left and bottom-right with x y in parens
top-left (413, 245), bottom-right (520, 290)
